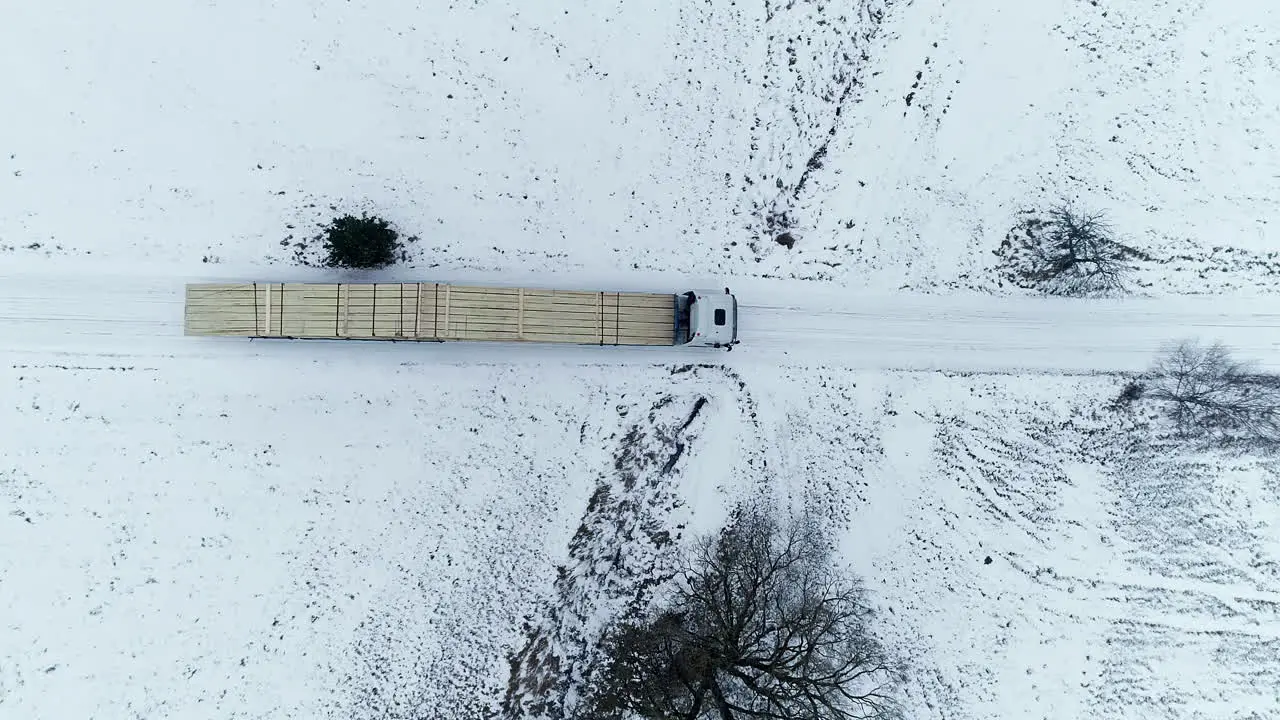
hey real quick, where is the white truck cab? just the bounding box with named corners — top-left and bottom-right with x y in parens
top-left (680, 288), bottom-right (739, 348)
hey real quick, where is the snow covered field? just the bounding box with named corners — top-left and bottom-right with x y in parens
top-left (2, 1), bottom-right (1279, 719)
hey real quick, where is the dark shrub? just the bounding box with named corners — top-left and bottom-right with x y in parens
top-left (321, 213), bottom-right (400, 269)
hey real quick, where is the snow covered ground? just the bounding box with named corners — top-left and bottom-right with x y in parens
top-left (2, 1), bottom-right (1279, 719)
top-left (5, 360), bottom-right (1278, 719)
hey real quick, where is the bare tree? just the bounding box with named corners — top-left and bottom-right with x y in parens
top-left (998, 205), bottom-right (1144, 297)
top-left (1144, 339), bottom-right (1280, 448)
top-left (586, 505), bottom-right (895, 720)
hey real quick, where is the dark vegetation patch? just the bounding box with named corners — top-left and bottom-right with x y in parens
top-left (994, 204), bottom-right (1149, 297)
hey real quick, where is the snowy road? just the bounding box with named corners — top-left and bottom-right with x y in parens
top-left (2, 265), bottom-right (1279, 373)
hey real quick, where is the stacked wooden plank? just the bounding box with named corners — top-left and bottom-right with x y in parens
top-left (184, 283), bottom-right (677, 346)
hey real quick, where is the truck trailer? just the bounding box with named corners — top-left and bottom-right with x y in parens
top-left (184, 282), bottom-right (739, 348)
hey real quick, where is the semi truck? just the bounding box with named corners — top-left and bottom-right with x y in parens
top-left (184, 282), bottom-right (739, 348)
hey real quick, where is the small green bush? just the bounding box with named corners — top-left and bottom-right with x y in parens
top-left (321, 213), bottom-right (400, 269)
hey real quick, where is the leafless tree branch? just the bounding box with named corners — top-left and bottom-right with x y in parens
top-left (997, 204), bottom-right (1145, 297)
top-left (1143, 339), bottom-right (1280, 449)
top-left (587, 505), bottom-right (897, 720)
